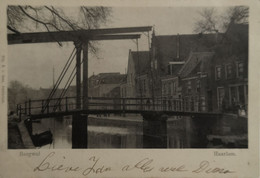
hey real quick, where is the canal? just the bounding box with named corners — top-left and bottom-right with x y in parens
top-left (32, 114), bottom-right (193, 149)
top-left (31, 113), bottom-right (247, 149)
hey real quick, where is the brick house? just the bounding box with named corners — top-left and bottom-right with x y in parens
top-left (125, 50), bottom-right (150, 98)
top-left (161, 75), bottom-right (182, 111)
top-left (208, 23), bottom-right (248, 113)
top-left (178, 52), bottom-right (214, 112)
top-left (88, 72), bottom-right (126, 97)
top-left (150, 31), bottom-right (221, 100)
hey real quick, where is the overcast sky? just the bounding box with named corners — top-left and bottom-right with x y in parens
top-left (8, 6), bottom-right (225, 89)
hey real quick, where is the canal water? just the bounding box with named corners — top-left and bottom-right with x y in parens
top-left (32, 114), bottom-right (193, 149)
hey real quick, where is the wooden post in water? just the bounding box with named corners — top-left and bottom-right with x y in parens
top-left (72, 113), bottom-right (88, 148)
top-left (142, 113), bottom-right (168, 148)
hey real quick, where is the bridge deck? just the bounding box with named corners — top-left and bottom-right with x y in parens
top-left (28, 109), bottom-right (222, 120)
top-left (17, 97), bottom-right (222, 120)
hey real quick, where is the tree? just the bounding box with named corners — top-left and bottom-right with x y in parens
top-left (194, 6), bottom-right (248, 33)
top-left (8, 80), bottom-right (29, 112)
top-left (7, 6), bottom-right (111, 52)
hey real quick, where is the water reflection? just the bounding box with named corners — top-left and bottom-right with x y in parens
top-left (88, 126), bottom-right (143, 148)
top-left (32, 115), bottom-right (191, 149)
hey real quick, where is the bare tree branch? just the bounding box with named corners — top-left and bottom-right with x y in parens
top-left (194, 6), bottom-right (248, 34)
top-left (7, 5), bottom-right (111, 52)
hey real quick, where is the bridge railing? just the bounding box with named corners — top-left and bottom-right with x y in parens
top-left (17, 96), bottom-right (198, 117)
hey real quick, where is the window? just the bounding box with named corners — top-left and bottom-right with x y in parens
top-left (187, 81), bottom-right (191, 93)
top-left (237, 62), bottom-right (244, 78)
top-left (163, 83), bottom-right (166, 95)
top-left (200, 96), bottom-right (206, 111)
top-left (229, 85), bottom-right (247, 107)
top-left (185, 97), bottom-right (189, 111)
top-left (215, 66), bottom-right (221, 80)
top-left (173, 81), bottom-right (176, 93)
top-left (151, 61), bottom-right (153, 69)
top-left (217, 87), bottom-right (225, 109)
top-left (225, 64), bottom-right (232, 79)
top-left (155, 60), bottom-right (158, 70)
top-left (143, 80), bottom-right (146, 93)
top-left (190, 97), bottom-right (194, 111)
top-left (230, 86), bottom-right (237, 105)
top-left (194, 96), bottom-right (199, 112)
top-left (168, 83), bottom-right (171, 95)
top-left (196, 80), bottom-right (200, 92)
top-left (238, 85), bottom-right (245, 104)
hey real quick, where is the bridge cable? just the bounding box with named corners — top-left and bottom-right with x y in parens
top-left (47, 47), bottom-right (76, 100)
top-left (42, 47), bottom-right (76, 113)
top-left (42, 49), bottom-right (76, 112)
top-left (53, 63), bottom-right (77, 111)
top-left (53, 55), bottom-right (85, 112)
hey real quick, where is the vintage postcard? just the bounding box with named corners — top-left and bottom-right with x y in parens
top-left (0, 0), bottom-right (259, 177)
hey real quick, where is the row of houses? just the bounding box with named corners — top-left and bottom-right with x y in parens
top-left (88, 22), bottom-right (248, 113)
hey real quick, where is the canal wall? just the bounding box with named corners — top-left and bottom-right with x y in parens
top-left (190, 113), bottom-right (248, 148)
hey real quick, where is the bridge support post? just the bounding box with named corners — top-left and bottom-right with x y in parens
top-left (72, 41), bottom-right (89, 149)
top-left (142, 113), bottom-right (168, 148)
top-left (82, 41), bottom-right (88, 110)
top-left (75, 42), bottom-right (82, 109)
top-left (72, 113), bottom-right (88, 148)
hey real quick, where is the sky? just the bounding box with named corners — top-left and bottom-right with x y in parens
top-left (8, 6), bottom-right (225, 89)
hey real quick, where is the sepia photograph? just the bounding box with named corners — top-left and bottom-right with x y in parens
top-left (7, 5), bottom-right (249, 149)
top-left (1, 0), bottom-right (259, 177)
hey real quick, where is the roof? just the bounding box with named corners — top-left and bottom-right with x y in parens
top-left (153, 33), bottom-right (220, 60)
top-left (179, 52), bottom-right (214, 78)
top-left (90, 73), bottom-right (126, 85)
top-left (225, 23), bottom-right (248, 41)
top-left (215, 23), bottom-right (248, 57)
top-left (153, 33), bottom-right (221, 76)
top-left (130, 51), bottom-right (150, 75)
